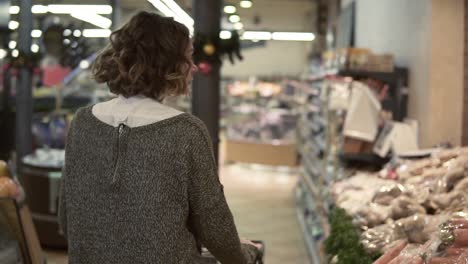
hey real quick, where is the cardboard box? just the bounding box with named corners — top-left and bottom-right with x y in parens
top-left (342, 137), bottom-right (364, 153)
top-left (223, 139), bottom-right (298, 167)
top-left (343, 137), bottom-right (375, 154)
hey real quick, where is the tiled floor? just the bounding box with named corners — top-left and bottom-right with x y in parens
top-left (45, 163), bottom-right (309, 264)
top-left (221, 164), bottom-right (309, 264)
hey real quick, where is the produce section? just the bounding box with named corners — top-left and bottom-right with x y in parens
top-left (296, 65), bottom-right (468, 263)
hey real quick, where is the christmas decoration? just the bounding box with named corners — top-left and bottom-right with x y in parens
top-left (203, 43), bottom-right (216, 56)
top-left (197, 61), bottom-right (213, 75)
top-left (193, 30), bottom-right (243, 68)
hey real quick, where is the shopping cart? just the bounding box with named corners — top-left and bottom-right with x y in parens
top-left (201, 240), bottom-right (265, 264)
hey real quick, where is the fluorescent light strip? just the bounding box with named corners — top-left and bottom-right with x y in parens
top-left (0, 49), bottom-right (6, 59)
top-left (240, 31), bottom-right (316, 41)
top-left (48, 5), bottom-right (112, 14)
top-left (32, 5), bottom-right (48, 14)
top-left (242, 31), bottom-right (272, 40)
top-left (148, 0), bottom-right (193, 34)
top-left (9, 6), bottom-right (19, 14)
top-left (272, 32), bottom-right (315, 41)
top-left (240, 0), bottom-right (253, 8)
top-left (8, 41), bottom-right (17, 49)
top-left (224, 5), bottom-right (237, 14)
top-left (83, 29), bottom-right (111, 38)
top-left (71, 13), bottom-right (112, 29)
top-left (8, 21), bottom-right (19, 30)
top-left (161, 0), bottom-right (194, 26)
top-left (148, 0), bottom-right (176, 17)
top-left (31, 44), bottom-right (40, 53)
top-left (229, 14), bottom-right (241, 23)
top-left (220, 30), bottom-right (232, 39)
top-left (80, 60), bottom-right (90, 69)
top-left (234, 22), bottom-right (243, 30)
top-left (10, 5), bottom-right (112, 14)
top-left (73, 30), bottom-right (82, 37)
top-left (31, 30), bottom-right (42, 38)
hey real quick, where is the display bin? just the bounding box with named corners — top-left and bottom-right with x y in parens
top-left (20, 163), bottom-right (66, 249)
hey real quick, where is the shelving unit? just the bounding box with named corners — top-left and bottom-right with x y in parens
top-left (221, 80), bottom-right (301, 167)
top-left (295, 77), bottom-right (343, 263)
top-left (338, 68), bottom-right (408, 121)
top-left (295, 192), bottom-right (322, 264)
top-left (295, 67), bottom-right (409, 263)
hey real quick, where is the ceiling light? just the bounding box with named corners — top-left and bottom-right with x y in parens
top-left (71, 13), bottom-right (112, 29)
top-left (242, 31), bottom-right (271, 40)
top-left (31, 30), bottom-right (42, 38)
top-left (80, 60), bottom-right (90, 69)
top-left (240, 0), bottom-right (253, 8)
top-left (272, 32), bottom-right (315, 41)
top-left (0, 49), bottom-right (6, 59)
top-left (73, 30), bottom-right (82, 37)
top-left (63, 39), bottom-right (71, 45)
top-left (32, 5), bottom-right (48, 14)
top-left (9, 6), bottom-right (19, 14)
top-left (161, 0), bottom-right (194, 26)
top-left (148, 0), bottom-right (176, 17)
top-left (147, 0), bottom-right (194, 34)
top-left (234, 22), bottom-right (244, 30)
top-left (31, 44), bottom-right (40, 53)
top-left (8, 41), bottom-right (17, 49)
top-left (47, 5), bottom-right (112, 14)
top-left (224, 5), bottom-right (237, 14)
top-left (12, 49), bottom-right (19, 58)
top-left (229, 14), bottom-right (241, 23)
top-left (8, 21), bottom-right (19, 30)
top-left (63, 29), bottom-right (72, 37)
top-left (83, 29), bottom-right (111, 38)
top-left (220, 31), bottom-right (232, 39)
top-left (11, 5), bottom-right (113, 14)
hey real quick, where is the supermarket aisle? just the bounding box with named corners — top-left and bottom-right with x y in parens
top-left (221, 164), bottom-right (309, 264)
top-left (45, 164), bottom-right (309, 264)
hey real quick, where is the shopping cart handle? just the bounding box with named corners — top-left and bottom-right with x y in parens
top-left (200, 240), bottom-right (266, 263)
top-left (251, 240), bottom-right (265, 264)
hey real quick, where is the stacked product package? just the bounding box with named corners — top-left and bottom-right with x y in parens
top-left (331, 147), bottom-right (468, 262)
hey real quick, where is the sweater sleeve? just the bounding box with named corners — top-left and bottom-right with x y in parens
top-left (58, 118), bottom-right (75, 239)
top-left (187, 119), bottom-right (258, 264)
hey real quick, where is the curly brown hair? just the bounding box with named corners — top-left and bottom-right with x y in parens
top-left (92, 11), bottom-right (191, 101)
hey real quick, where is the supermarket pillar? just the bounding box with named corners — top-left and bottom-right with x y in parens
top-left (16, 0), bottom-right (33, 175)
top-left (191, 0), bottom-right (222, 163)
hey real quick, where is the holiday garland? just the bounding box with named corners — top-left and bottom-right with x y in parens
top-left (193, 30), bottom-right (243, 74)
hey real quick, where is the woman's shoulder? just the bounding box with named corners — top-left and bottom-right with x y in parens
top-left (176, 114), bottom-right (210, 139)
top-left (181, 114), bottom-right (207, 130)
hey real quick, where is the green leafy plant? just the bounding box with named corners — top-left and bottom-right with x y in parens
top-left (324, 207), bottom-right (381, 264)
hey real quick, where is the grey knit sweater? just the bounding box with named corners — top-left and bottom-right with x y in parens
top-left (58, 106), bottom-right (257, 264)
